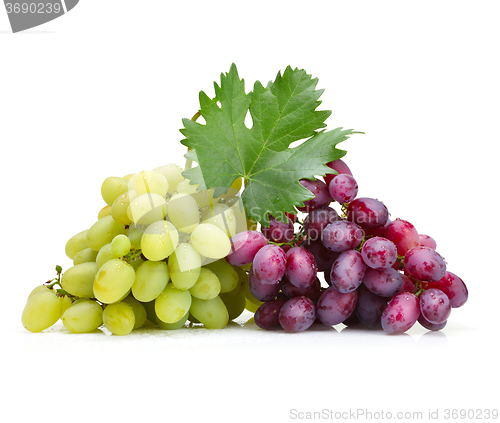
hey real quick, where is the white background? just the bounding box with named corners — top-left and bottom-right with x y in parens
top-left (1, 1), bottom-right (499, 422)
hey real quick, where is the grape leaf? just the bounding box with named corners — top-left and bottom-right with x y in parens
top-left (180, 64), bottom-right (360, 226)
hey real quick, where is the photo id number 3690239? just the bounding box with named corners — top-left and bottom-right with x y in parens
top-left (5, 2), bottom-right (61, 14)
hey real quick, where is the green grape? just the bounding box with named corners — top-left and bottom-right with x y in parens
top-left (96, 243), bottom-right (118, 268)
top-left (157, 312), bottom-right (188, 330)
top-left (27, 285), bottom-right (51, 300)
top-left (130, 170), bottom-right (169, 197)
top-left (59, 296), bottom-right (73, 317)
top-left (220, 291), bottom-right (246, 321)
top-left (176, 178), bottom-right (198, 195)
top-left (141, 221), bottom-right (179, 261)
top-left (62, 300), bottom-right (103, 333)
top-left (190, 223), bottom-right (231, 259)
top-left (65, 229), bottom-right (89, 259)
top-left (231, 265), bottom-right (249, 296)
top-left (73, 248), bottom-right (98, 265)
top-left (155, 284), bottom-right (192, 324)
top-left (98, 205), bottom-right (112, 220)
top-left (101, 176), bottom-right (129, 206)
top-left (127, 224), bottom-right (143, 250)
top-left (190, 188), bottom-right (215, 209)
top-left (189, 268), bottom-right (221, 300)
top-left (228, 197), bottom-right (249, 235)
top-left (201, 202), bottom-right (237, 238)
top-left (127, 193), bottom-right (167, 226)
top-left (244, 279), bottom-right (264, 312)
top-left (203, 259), bottom-right (238, 293)
top-left (141, 300), bottom-right (157, 325)
top-left (103, 302), bottom-right (135, 336)
top-left (22, 290), bottom-right (62, 332)
top-left (189, 296), bottom-right (229, 329)
top-left (111, 234), bottom-right (131, 257)
top-left (167, 193), bottom-right (200, 233)
top-left (61, 262), bottom-right (99, 298)
top-left (168, 243), bottom-right (201, 290)
top-left (132, 260), bottom-right (169, 302)
top-left (111, 191), bottom-right (132, 225)
top-left (87, 215), bottom-right (127, 252)
top-left (188, 313), bottom-right (200, 324)
top-left (94, 259), bottom-right (135, 304)
top-left (155, 163), bottom-right (184, 194)
top-left (122, 296), bottom-right (147, 329)
top-left (129, 256), bottom-right (145, 271)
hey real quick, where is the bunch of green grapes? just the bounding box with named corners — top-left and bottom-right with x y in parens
top-left (22, 164), bottom-right (258, 336)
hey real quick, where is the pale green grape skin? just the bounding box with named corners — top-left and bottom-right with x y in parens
top-left (220, 291), bottom-right (246, 321)
top-left (189, 268), bottom-right (221, 300)
top-left (190, 223), bottom-right (231, 259)
top-left (127, 193), bottom-right (167, 226)
top-left (130, 170), bottom-right (169, 197)
top-left (65, 229), bottom-right (89, 259)
top-left (168, 243), bottom-right (201, 290)
top-left (157, 312), bottom-right (188, 330)
top-left (87, 215), bottom-right (127, 252)
top-left (111, 191), bottom-right (132, 225)
top-left (73, 248), bottom-right (98, 265)
top-left (129, 256), bottom-right (145, 271)
top-left (111, 234), bottom-right (131, 257)
top-left (62, 300), bottom-right (103, 333)
top-left (96, 243), bottom-right (118, 268)
top-left (141, 221), bottom-right (179, 261)
top-left (155, 284), bottom-right (192, 324)
top-left (94, 259), bottom-right (135, 304)
top-left (127, 224), bottom-right (143, 250)
top-left (201, 203), bottom-right (237, 238)
top-left (61, 262), bottom-right (99, 298)
top-left (27, 285), bottom-right (51, 300)
top-left (22, 291), bottom-right (62, 332)
top-left (176, 179), bottom-right (198, 195)
top-left (168, 193), bottom-right (200, 233)
top-left (132, 260), bottom-right (169, 302)
top-left (229, 197), bottom-right (251, 234)
top-left (189, 296), bottom-right (229, 329)
top-left (59, 296), bottom-right (73, 317)
top-left (103, 302), bottom-right (135, 336)
top-left (101, 177), bottom-right (129, 206)
top-left (155, 164), bottom-right (184, 194)
top-left (203, 259), bottom-right (239, 293)
top-left (122, 296), bottom-right (147, 329)
top-left (141, 300), bottom-right (157, 325)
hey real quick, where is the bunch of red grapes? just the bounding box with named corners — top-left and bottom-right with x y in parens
top-left (227, 160), bottom-right (468, 333)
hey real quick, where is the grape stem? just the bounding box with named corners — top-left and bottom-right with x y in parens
top-left (122, 248), bottom-right (143, 264)
top-left (45, 265), bottom-right (63, 289)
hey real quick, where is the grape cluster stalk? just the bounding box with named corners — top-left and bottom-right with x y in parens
top-left (227, 159), bottom-right (468, 334)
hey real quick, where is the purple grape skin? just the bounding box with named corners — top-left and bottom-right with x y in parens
top-left (282, 276), bottom-right (322, 302)
top-left (356, 284), bottom-right (387, 329)
top-left (328, 174), bottom-right (358, 204)
top-left (316, 286), bottom-right (358, 326)
top-left (400, 273), bottom-right (416, 294)
top-left (252, 244), bottom-right (287, 285)
top-left (261, 215), bottom-right (295, 244)
top-left (324, 159), bottom-right (353, 187)
top-left (279, 296), bottom-right (317, 333)
top-left (418, 314), bottom-right (447, 331)
top-left (285, 246), bottom-right (318, 289)
top-left (254, 298), bottom-right (288, 330)
top-left (330, 250), bottom-right (366, 293)
top-left (381, 292), bottom-right (420, 334)
top-left (363, 267), bottom-right (403, 297)
top-left (346, 197), bottom-right (389, 230)
top-left (361, 236), bottom-right (398, 269)
top-left (303, 206), bottom-right (339, 241)
top-left (322, 220), bottom-right (364, 253)
top-left (419, 288), bottom-right (451, 324)
top-left (302, 239), bottom-right (339, 272)
top-left (248, 267), bottom-right (281, 302)
top-left (426, 271), bottom-right (468, 308)
top-left (419, 234), bottom-right (437, 250)
top-left (403, 246), bottom-right (446, 282)
top-left (296, 179), bottom-right (332, 212)
top-left (226, 231), bottom-right (268, 266)
top-left (384, 219), bottom-right (420, 256)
